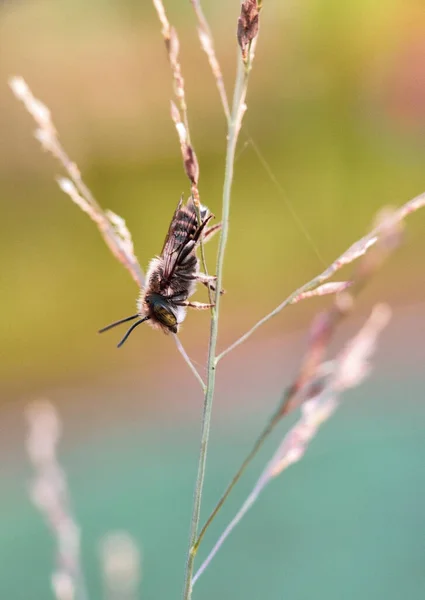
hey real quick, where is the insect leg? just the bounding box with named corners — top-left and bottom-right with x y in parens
top-left (169, 292), bottom-right (188, 302)
top-left (193, 214), bottom-right (214, 243)
top-left (203, 222), bottom-right (222, 243)
top-left (197, 273), bottom-right (225, 295)
top-left (175, 301), bottom-right (215, 310)
top-left (197, 273), bottom-right (217, 282)
top-left (176, 240), bottom-right (196, 263)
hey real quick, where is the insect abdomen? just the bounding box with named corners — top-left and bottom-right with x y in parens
top-left (173, 202), bottom-right (207, 246)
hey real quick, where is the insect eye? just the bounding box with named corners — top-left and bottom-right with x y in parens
top-left (154, 305), bottom-right (177, 328)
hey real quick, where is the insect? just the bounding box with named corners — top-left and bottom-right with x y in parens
top-left (99, 197), bottom-right (222, 347)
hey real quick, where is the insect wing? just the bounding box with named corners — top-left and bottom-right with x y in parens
top-left (160, 197), bottom-right (183, 257)
top-left (160, 199), bottom-right (200, 282)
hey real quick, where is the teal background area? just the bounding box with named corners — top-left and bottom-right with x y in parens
top-left (1, 367), bottom-right (425, 599)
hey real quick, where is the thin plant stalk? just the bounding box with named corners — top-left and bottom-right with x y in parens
top-left (182, 53), bottom-right (253, 600)
top-left (194, 406), bottom-right (282, 552)
top-left (173, 334), bottom-right (206, 391)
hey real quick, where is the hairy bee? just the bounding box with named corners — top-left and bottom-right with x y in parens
top-left (99, 197), bottom-right (221, 347)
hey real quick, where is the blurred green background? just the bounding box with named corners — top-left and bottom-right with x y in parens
top-left (1, 0), bottom-right (425, 598)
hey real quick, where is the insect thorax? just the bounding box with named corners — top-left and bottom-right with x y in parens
top-left (144, 255), bottom-right (198, 297)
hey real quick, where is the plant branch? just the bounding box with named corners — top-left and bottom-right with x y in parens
top-left (193, 303), bottom-right (392, 585)
top-left (217, 190), bottom-right (425, 361)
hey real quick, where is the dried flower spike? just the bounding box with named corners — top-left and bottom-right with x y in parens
top-left (237, 0), bottom-right (260, 61)
top-left (26, 401), bottom-right (87, 600)
top-left (170, 102), bottom-right (200, 188)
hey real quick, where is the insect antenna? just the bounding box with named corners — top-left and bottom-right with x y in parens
top-left (98, 314), bottom-right (140, 334)
top-left (117, 316), bottom-right (151, 348)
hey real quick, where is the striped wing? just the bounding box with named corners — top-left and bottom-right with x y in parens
top-left (160, 197), bottom-right (209, 283)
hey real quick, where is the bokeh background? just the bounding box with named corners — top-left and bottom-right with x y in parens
top-left (1, 0), bottom-right (425, 598)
